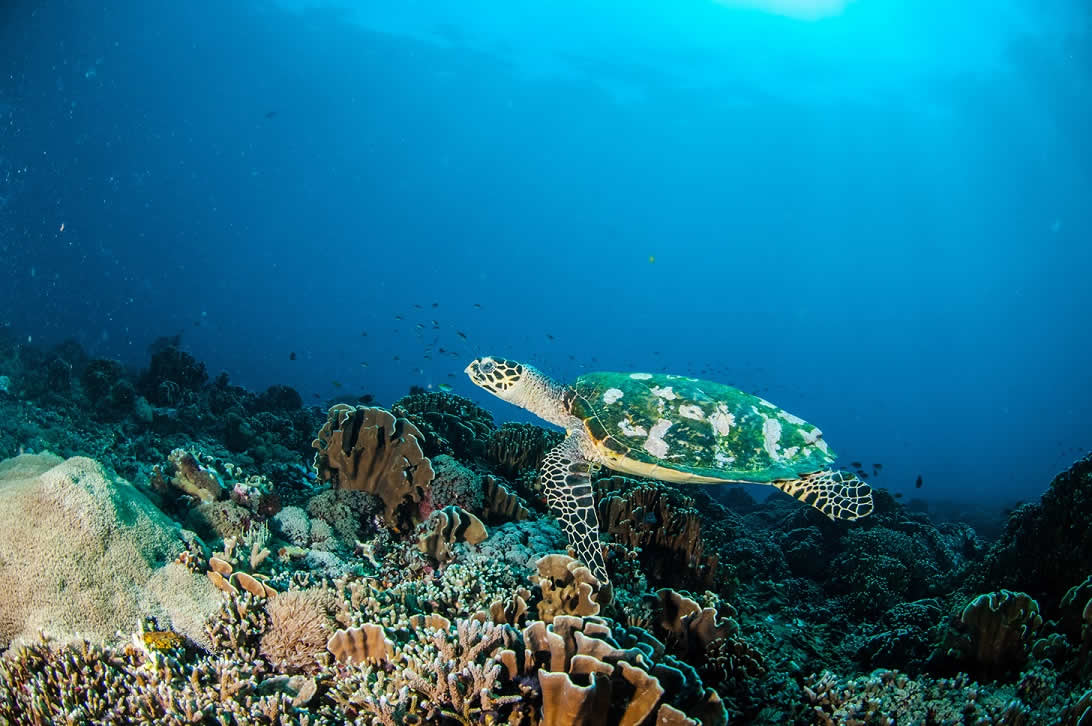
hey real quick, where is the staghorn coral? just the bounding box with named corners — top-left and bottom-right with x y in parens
top-left (402, 618), bottom-right (522, 723)
top-left (313, 404), bottom-right (434, 532)
top-left (596, 476), bottom-right (718, 589)
top-left (0, 629), bottom-right (325, 725)
top-left (531, 553), bottom-right (605, 623)
top-left (486, 422), bottom-right (564, 480)
top-left (418, 504), bottom-right (489, 565)
top-left (392, 390), bottom-right (496, 461)
top-left (260, 587), bottom-right (339, 674)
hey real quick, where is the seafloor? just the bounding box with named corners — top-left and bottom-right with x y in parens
top-left (0, 336), bottom-right (1089, 726)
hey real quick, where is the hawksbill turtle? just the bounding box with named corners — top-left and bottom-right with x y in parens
top-left (466, 356), bottom-right (874, 584)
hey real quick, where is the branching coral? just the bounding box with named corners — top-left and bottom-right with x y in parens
top-left (313, 404), bottom-right (434, 532)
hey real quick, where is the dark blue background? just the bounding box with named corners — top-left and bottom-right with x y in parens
top-left (1, 0), bottom-right (1089, 504)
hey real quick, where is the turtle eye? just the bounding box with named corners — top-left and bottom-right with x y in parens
top-left (479, 359), bottom-right (496, 375)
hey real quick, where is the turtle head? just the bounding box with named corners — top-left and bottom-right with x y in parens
top-left (466, 356), bottom-right (572, 428)
top-left (464, 356), bottom-right (527, 401)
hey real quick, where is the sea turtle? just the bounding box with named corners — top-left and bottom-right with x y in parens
top-left (465, 356), bottom-right (873, 584)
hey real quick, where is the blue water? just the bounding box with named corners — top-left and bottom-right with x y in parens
top-left (0, 0), bottom-right (1088, 505)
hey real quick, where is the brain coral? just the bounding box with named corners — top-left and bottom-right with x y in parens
top-left (0, 453), bottom-right (221, 649)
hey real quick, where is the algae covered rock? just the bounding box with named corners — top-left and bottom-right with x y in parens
top-left (0, 453), bottom-right (220, 650)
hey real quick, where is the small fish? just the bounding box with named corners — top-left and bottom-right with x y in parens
top-left (447, 372), bottom-right (456, 378)
top-left (859, 472), bottom-right (869, 479)
top-left (289, 351), bottom-right (296, 361)
top-left (359, 394), bottom-right (375, 404)
top-left (415, 323), bottom-right (424, 329)
top-left (313, 393), bottom-right (320, 398)
top-left (915, 475), bottom-right (923, 489)
top-left (264, 110), bottom-right (278, 119)
top-left (395, 314), bottom-right (403, 320)
top-left (851, 461), bottom-right (862, 468)
top-left (360, 362), bottom-right (368, 367)
top-left (361, 331), bottom-right (368, 336)
top-left (438, 383), bottom-right (453, 392)
top-left (414, 304), bottom-right (423, 309)
top-left (331, 380), bottom-right (343, 388)
top-left (546, 334), bottom-right (554, 340)
top-left (473, 303), bottom-right (481, 308)
top-left (439, 347), bottom-right (446, 354)
top-left (432, 302), bottom-right (439, 308)
top-left (648, 255), bottom-right (655, 263)
top-left (457, 331), bottom-right (467, 339)
top-left (393, 355), bottom-right (400, 360)
top-left (894, 492), bottom-right (903, 499)
top-left (873, 463), bottom-right (883, 471)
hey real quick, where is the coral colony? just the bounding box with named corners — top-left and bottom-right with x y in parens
top-left (0, 339), bottom-right (1090, 724)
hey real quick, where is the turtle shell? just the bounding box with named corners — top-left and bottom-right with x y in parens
top-left (570, 372), bottom-right (837, 483)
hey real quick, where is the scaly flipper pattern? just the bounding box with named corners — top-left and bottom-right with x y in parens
top-left (773, 470), bottom-right (874, 520)
top-left (540, 435), bottom-right (608, 583)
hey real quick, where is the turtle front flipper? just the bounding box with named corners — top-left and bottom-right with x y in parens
top-left (774, 470), bottom-right (874, 521)
top-left (541, 435), bottom-right (609, 584)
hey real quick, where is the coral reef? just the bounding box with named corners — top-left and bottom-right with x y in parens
top-left (0, 338), bottom-right (1090, 724)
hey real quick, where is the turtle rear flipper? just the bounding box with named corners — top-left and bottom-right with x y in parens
top-left (541, 436), bottom-right (609, 584)
top-left (774, 470), bottom-right (873, 520)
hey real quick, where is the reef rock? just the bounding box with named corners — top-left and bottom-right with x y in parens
top-left (0, 453), bottom-right (220, 650)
